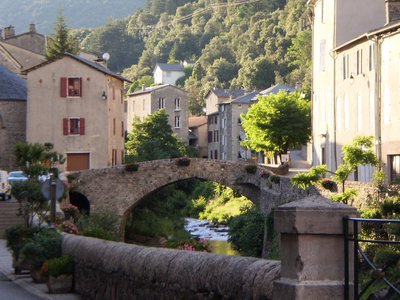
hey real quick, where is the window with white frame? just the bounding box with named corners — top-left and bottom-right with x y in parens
top-left (174, 98), bottom-right (180, 110)
top-left (158, 97), bottom-right (165, 109)
top-left (356, 49), bottom-right (363, 75)
top-left (175, 116), bottom-right (180, 128)
top-left (369, 44), bottom-right (374, 71)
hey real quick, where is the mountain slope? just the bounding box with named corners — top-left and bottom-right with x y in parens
top-left (0, 0), bottom-right (146, 34)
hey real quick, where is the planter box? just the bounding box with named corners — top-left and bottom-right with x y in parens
top-left (47, 274), bottom-right (73, 293)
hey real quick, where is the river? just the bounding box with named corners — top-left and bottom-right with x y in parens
top-left (184, 218), bottom-right (238, 256)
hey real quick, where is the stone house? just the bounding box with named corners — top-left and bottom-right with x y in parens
top-left (153, 63), bottom-right (185, 85)
top-left (24, 53), bottom-right (131, 171)
top-left (0, 24), bottom-right (46, 55)
top-left (126, 84), bottom-right (189, 143)
top-left (0, 65), bottom-right (27, 170)
top-left (188, 116), bottom-right (208, 158)
top-left (309, 0), bottom-right (400, 183)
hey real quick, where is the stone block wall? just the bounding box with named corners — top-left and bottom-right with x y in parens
top-left (62, 234), bottom-right (280, 300)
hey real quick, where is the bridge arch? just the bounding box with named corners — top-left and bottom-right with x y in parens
top-left (70, 158), bottom-right (265, 239)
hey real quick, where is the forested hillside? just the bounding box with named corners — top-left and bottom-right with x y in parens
top-left (0, 0), bottom-right (145, 34)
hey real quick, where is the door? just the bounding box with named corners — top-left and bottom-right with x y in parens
top-left (67, 153), bottom-right (90, 171)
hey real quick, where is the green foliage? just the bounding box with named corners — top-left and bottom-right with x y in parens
top-left (125, 110), bottom-right (186, 161)
top-left (125, 162), bottom-right (139, 172)
top-left (42, 255), bottom-right (74, 278)
top-left (45, 10), bottom-right (79, 60)
top-left (5, 225), bottom-right (40, 258)
top-left (245, 164), bottom-right (257, 174)
top-left (21, 230), bottom-right (62, 270)
top-left (127, 75), bottom-right (154, 93)
top-left (320, 178), bottom-right (338, 192)
top-left (329, 188), bottom-right (358, 205)
top-left (241, 91), bottom-right (311, 155)
top-left (77, 211), bottom-right (120, 241)
top-left (291, 165), bottom-right (328, 189)
top-left (270, 175), bottom-right (280, 184)
top-left (228, 208), bottom-right (265, 257)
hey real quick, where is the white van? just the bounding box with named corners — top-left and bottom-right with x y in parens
top-left (0, 170), bottom-right (11, 200)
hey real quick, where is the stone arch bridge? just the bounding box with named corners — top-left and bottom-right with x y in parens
top-left (69, 158), bottom-right (313, 237)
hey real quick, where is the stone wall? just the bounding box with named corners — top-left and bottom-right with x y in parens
top-left (0, 100), bottom-right (26, 170)
top-left (62, 234), bottom-right (281, 300)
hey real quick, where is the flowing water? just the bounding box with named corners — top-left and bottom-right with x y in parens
top-left (184, 218), bottom-right (238, 256)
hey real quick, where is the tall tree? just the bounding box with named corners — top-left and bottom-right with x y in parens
top-left (45, 10), bottom-right (79, 60)
top-left (125, 109), bottom-right (186, 161)
top-left (241, 91), bottom-right (311, 161)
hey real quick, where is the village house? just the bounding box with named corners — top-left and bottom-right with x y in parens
top-left (24, 53), bottom-right (131, 171)
top-left (0, 24), bottom-right (46, 55)
top-left (126, 84), bottom-right (189, 143)
top-left (309, 0), bottom-right (400, 183)
top-left (188, 116), bottom-right (208, 158)
top-left (153, 63), bottom-right (185, 85)
top-left (0, 65), bottom-right (27, 170)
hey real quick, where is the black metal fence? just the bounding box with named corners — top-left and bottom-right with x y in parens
top-left (343, 217), bottom-right (400, 300)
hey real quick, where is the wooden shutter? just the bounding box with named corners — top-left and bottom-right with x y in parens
top-left (63, 118), bottom-right (69, 135)
top-left (79, 118), bottom-right (85, 135)
top-left (112, 86), bottom-right (115, 100)
top-left (60, 78), bottom-right (67, 97)
top-left (79, 77), bottom-right (83, 97)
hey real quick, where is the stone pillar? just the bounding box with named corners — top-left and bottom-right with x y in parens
top-left (273, 195), bottom-right (359, 300)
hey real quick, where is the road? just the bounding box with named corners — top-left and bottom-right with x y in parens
top-left (0, 272), bottom-right (44, 300)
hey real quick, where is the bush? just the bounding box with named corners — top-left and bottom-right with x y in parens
top-left (245, 164), bottom-right (257, 174)
top-left (42, 255), bottom-right (74, 278)
top-left (177, 156), bottom-right (191, 166)
top-left (21, 229), bottom-right (62, 270)
top-left (5, 225), bottom-right (40, 259)
top-left (270, 175), bottom-right (280, 184)
top-left (228, 208), bottom-right (264, 257)
top-left (125, 162), bottom-right (139, 172)
top-left (320, 178), bottom-right (338, 192)
top-left (77, 211), bottom-right (119, 241)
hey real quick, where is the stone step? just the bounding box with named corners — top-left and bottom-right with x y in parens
top-left (0, 201), bottom-right (25, 238)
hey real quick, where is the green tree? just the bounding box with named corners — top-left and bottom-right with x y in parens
top-left (125, 109), bottom-right (186, 161)
top-left (241, 91), bottom-right (311, 162)
top-left (45, 10), bottom-right (79, 60)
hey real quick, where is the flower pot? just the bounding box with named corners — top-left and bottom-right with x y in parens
top-left (30, 268), bottom-right (45, 283)
top-left (46, 274), bottom-right (73, 294)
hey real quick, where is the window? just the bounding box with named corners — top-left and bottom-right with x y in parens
top-left (121, 121), bottom-right (124, 137)
top-left (356, 49), bottom-right (362, 75)
top-left (175, 98), bottom-right (180, 110)
top-left (121, 89), bottom-right (124, 104)
top-left (112, 86), bottom-right (115, 100)
top-left (222, 118), bottom-right (226, 128)
top-left (124, 101), bottom-right (128, 113)
top-left (214, 115), bottom-right (218, 124)
top-left (63, 118), bottom-right (85, 135)
top-left (208, 131), bottom-right (213, 143)
top-left (214, 150), bottom-right (218, 159)
top-left (221, 135), bottom-right (225, 146)
top-left (214, 130), bottom-right (219, 142)
top-left (221, 105), bottom-right (225, 112)
top-left (343, 54), bottom-right (350, 79)
top-left (175, 116), bottom-right (180, 128)
top-left (159, 97), bottom-right (165, 109)
top-left (121, 150), bottom-right (125, 164)
top-left (113, 118), bottom-right (116, 135)
top-left (369, 44), bottom-right (374, 71)
top-left (210, 151), bottom-right (213, 159)
top-left (389, 155), bottom-right (400, 183)
top-left (60, 77), bottom-right (82, 97)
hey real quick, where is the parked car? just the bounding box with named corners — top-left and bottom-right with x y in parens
top-left (0, 170), bottom-right (11, 200)
top-left (8, 171), bottom-right (29, 184)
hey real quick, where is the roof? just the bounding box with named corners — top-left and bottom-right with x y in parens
top-left (231, 91), bottom-right (260, 104)
top-left (205, 88), bottom-right (247, 99)
top-left (0, 41), bottom-right (46, 71)
top-left (259, 83), bottom-right (295, 96)
top-left (154, 63), bottom-right (185, 72)
top-left (0, 65), bottom-right (26, 100)
top-left (23, 53), bottom-right (131, 82)
top-left (188, 116), bottom-right (207, 128)
top-left (128, 84), bottom-right (187, 96)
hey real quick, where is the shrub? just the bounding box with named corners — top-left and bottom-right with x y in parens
top-left (320, 178), bottom-right (338, 192)
top-left (259, 170), bottom-right (271, 178)
top-left (245, 164), bottom-right (257, 174)
top-left (61, 204), bottom-right (80, 222)
top-left (5, 225), bottom-right (40, 258)
top-left (125, 162), bottom-right (139, 172)
top-left (21, 229), bottom-right (62, 270)
top-left (42, 255), bottom-right (74, 278)
top-left (59, 220), bottom-right (79, 235)
top-left (77, 211), bottom-right (119, 241)
top-left (270, 175), bottom-right (280, 184)
top-left (166, 238), bottom-right (210, 252)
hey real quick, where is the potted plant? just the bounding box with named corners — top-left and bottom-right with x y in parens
top-left (20, 229), bottom-right (62, 283)
top-left (177, 156), bottom-right (191, 166)
top-left (42, 255), bottom-right (74, 294)
top-left (61, 204), bottom-right (80, 222)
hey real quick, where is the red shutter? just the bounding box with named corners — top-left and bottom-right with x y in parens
top-left (121, 121), bottom-right (124, 137)
top-left (112, 86), bottom-right (115, 100)
top-left (79, 77), bottom-right (83, 97)
top-left (120, 89), bottom-right (123, 104)
top-left (63, 118), bottom-right (69, 135)
top-left (80, 118), bottom-right (85, 135)
top-left (60, 78), bottom-right (67, 97)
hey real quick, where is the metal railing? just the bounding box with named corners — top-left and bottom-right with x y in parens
top-left (343, 217), bottom-right (400, 300)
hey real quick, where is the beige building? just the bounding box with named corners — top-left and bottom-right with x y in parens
top-left (309, 0), bottom-right (386, 172)
top-left (188, 116), bottom-right (208, 158)
top-left (25, 53), bottom-right (130, 171)
top-left (126, 84), bottom-right (189, 143)
top-left (310, 0), bottom-right (400, 182)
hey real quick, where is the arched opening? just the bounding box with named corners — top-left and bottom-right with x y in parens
top-left (69, 191), bottom-right (90, 215)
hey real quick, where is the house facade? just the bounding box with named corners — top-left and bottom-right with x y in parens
top-left (309, 0), bottom-right (400, 183)
top-left (25, 53), bottom-right (129, 171)
top-left (153, 63), bottom-right (185, 85)
top-left (188, 116), bottom-right (208, 158)
top-left (309, 0), bottom-right (386, 173)
top-left (0, 65), bottom-right (27, 170)
top-left (0, 24), bottom-right (46, 55)
top-left (126, 84), bottom-right (189, 143)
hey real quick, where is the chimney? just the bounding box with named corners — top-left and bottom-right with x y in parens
top-left (29, 23), bottom-right (36, 33)
top-left (386, 0), bottom-right (400, 23)
top-left (4, 25), bottom-right (15, 39)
